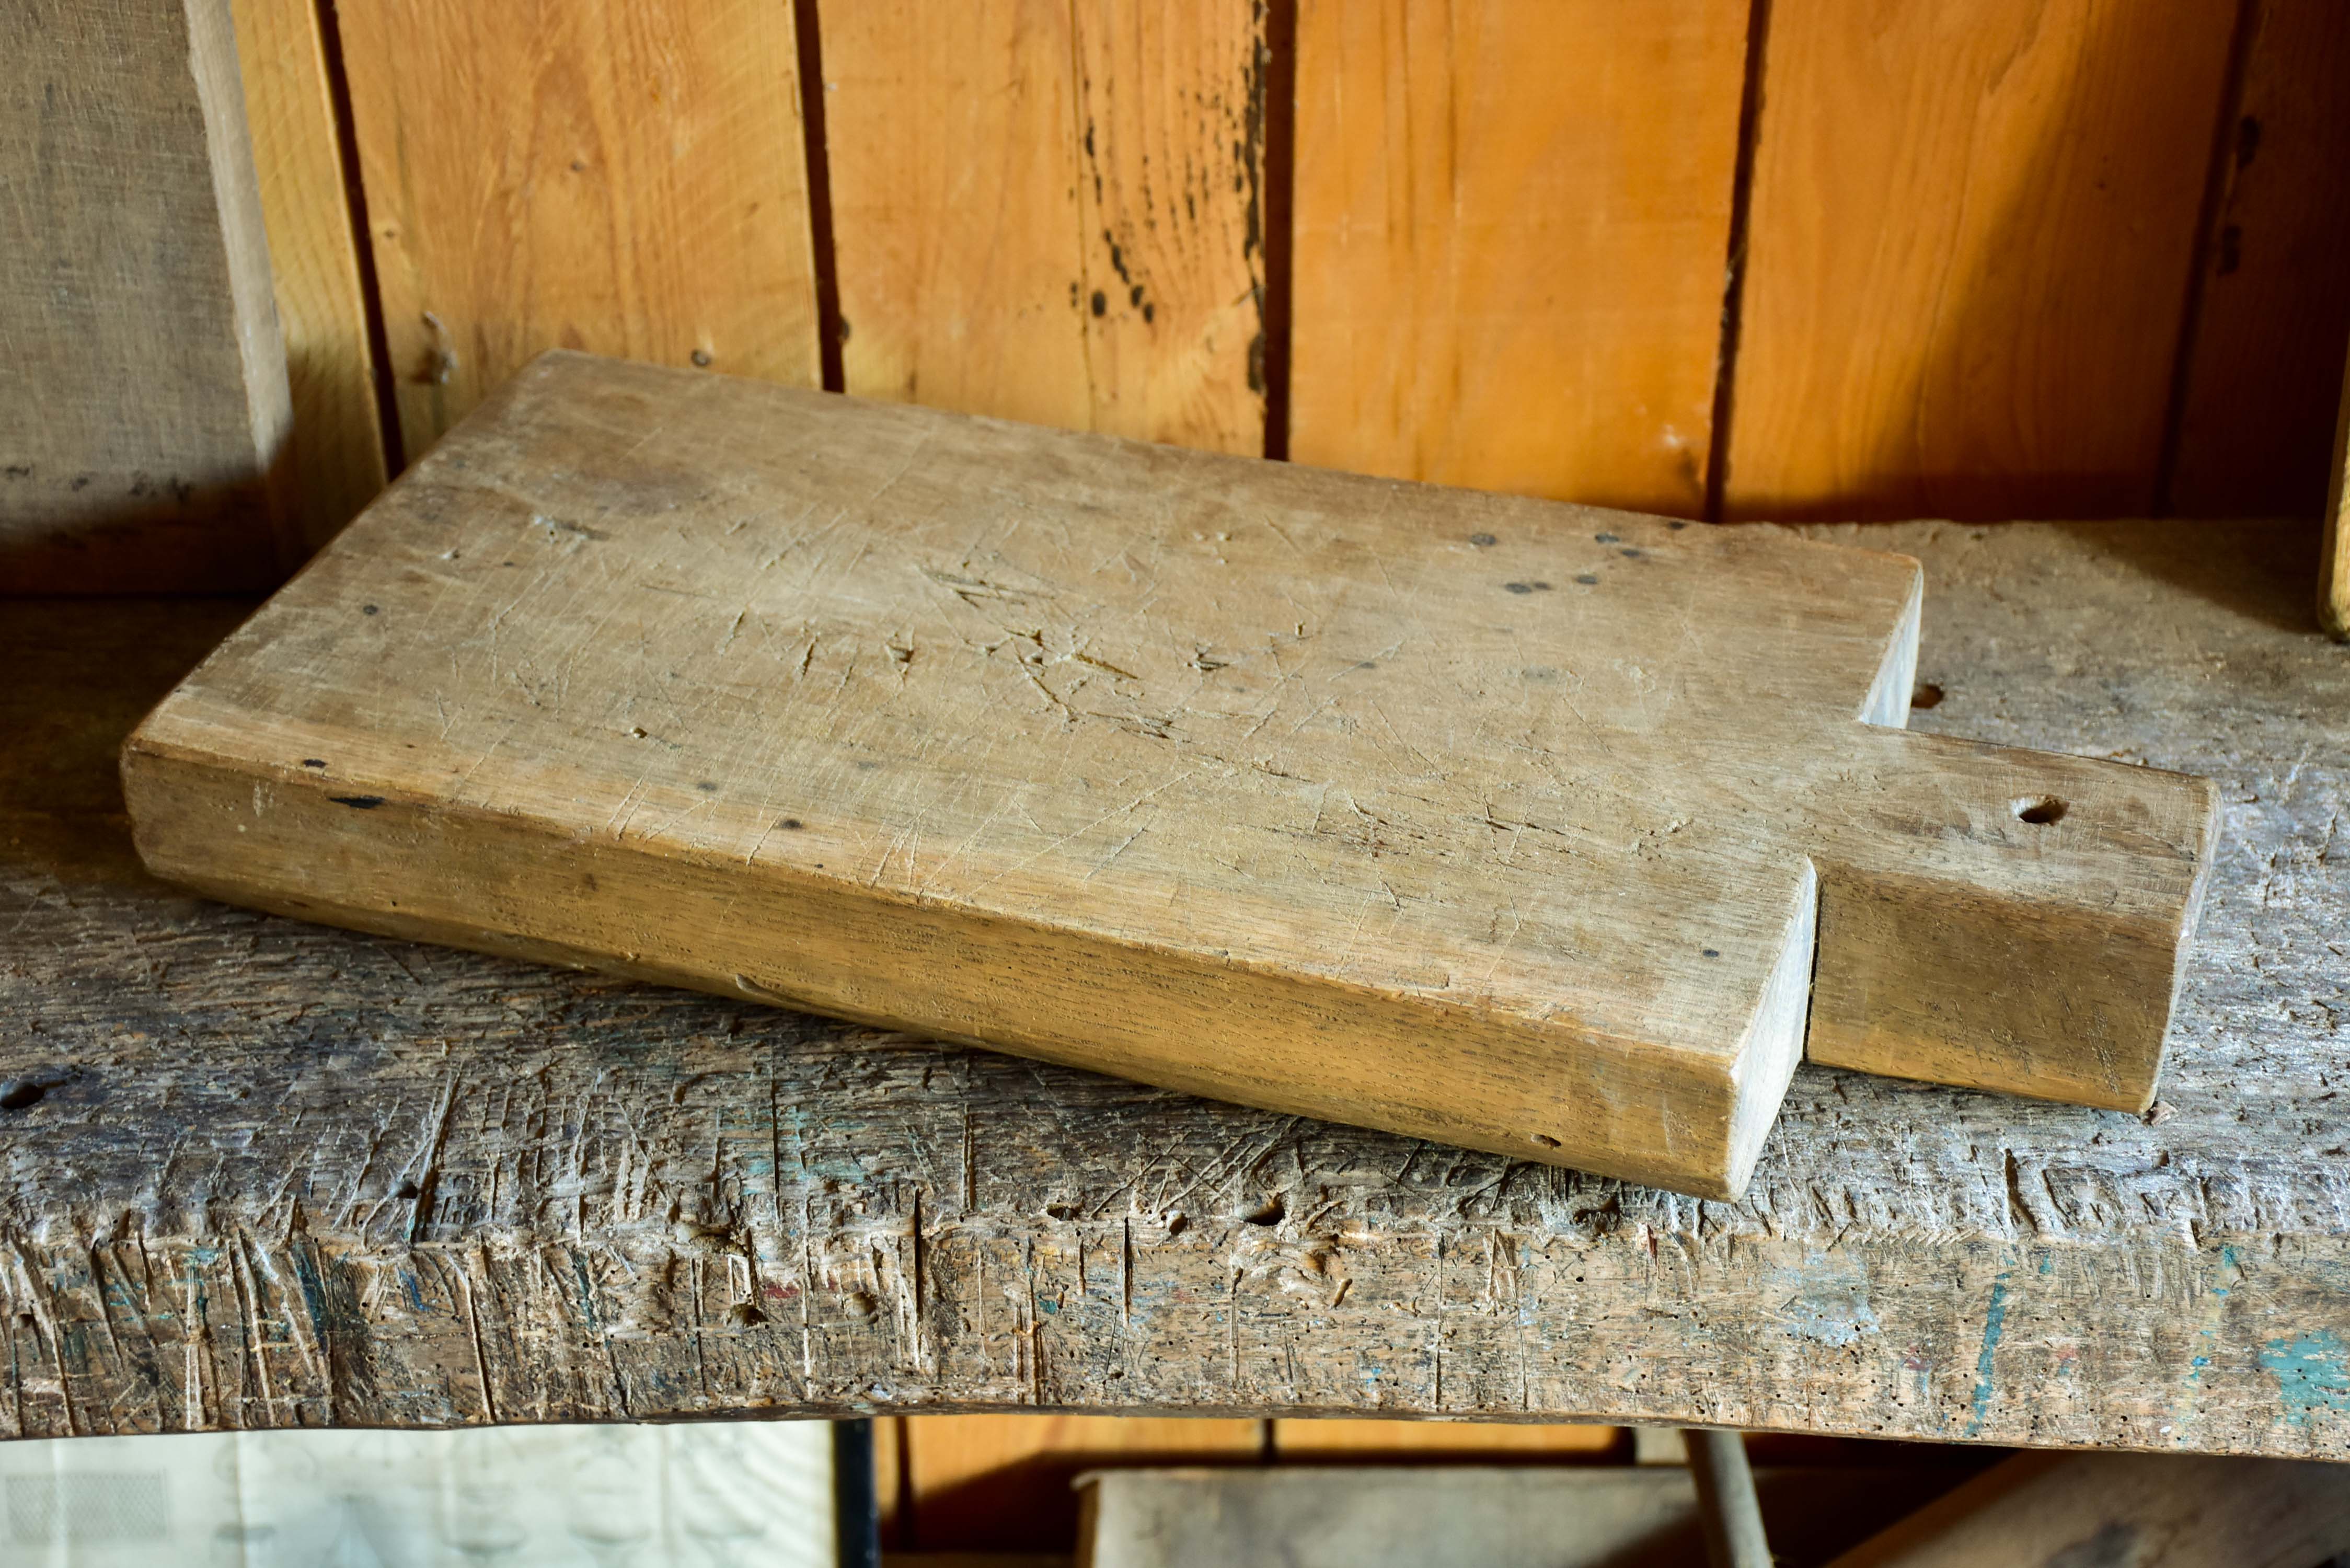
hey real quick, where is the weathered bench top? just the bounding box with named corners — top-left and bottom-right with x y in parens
top-left (2, 516), bottom-right (2344, 1457)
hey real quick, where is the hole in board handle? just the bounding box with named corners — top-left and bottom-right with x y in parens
top-left (2013, 795), bottom-right (2067, 826)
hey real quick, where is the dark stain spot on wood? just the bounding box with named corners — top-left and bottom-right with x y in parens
top-left (1129, 284), bottom-right (1145, 308)
top-left (1143, 303), bottom-right (1155, 324)
top-left (1594, 532), bottom-right (1620, 544)
top-left (2, 464), bottom-right (31, 479)
top-left (1575, 574), bottom-right (1600, 586)
top-left (330, 795), bottom-right (386, 810)
top-left (1668, 520), bottom-right (1688, 530)
top-left (697, 781), bottom-right (719, 792)
top-left (1911, 682), bottom-right (1945, 710)
top-left (301, 758), bottom-right (328, 769)
top-left (1091, 290), bottom-right (1108, 318)
top-left (363, 605), bottom-right (379, 615)
top-left (1503, 581), bottom-right (1552, 595)
top-left (1621, 548), bottom-right (1643, 559)
top-left (1468, 533), bottom-right (1497, 547)
top-left (2236, 114), bottom-right (2262, 170)
top-left (837, 317), bottom-right (852, 343)
top-left (1702, 948), bottom-right (1721, 958)
top-left (780, 817), bottom-right (804, 831)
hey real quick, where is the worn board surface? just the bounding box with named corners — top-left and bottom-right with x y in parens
top-left (1082, 1466), bottom-right (1971, 1568)
top-left (0, 516), bottom-right (2342, 1451)
top-left (1828, 1450), bottom-right (2350, 1567)
top-left (0, 0), bottom-right (296, 591)
top-left (122, 354), bottom-right (2212, 1197)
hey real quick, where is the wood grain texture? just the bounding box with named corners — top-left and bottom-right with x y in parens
top-left (1724, 0), bottom-right (2238, 522)
top-left (1287, 0), bottom-right (1747, 517)
top-left (118, 355), bottom-right (2216, 1197)
top-left (0, 0), bottom-right (296, 592)
top-left (1827, 1451), bottom-right (2350, 1567)
top-left (819, 0), bottom-right (1266, 454)
top-left (335, 0), bottom-right (821, 460)
top-left (0, 517), bottom-right (2342, 1452)
top-left (2169, 0), bottom-right (2350, 521)
top-left (1271, 1417), bottom-right (1616, 1457)
top-left (229, 0), bottom-right (388, 550)
top-left (906, 1414), bottom-right (1260, 1552)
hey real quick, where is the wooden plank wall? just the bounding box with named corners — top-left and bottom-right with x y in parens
top-left (15, 0), bottom-right (2350, 1528)
top-left (41, 0), bottom-right (2331, 587)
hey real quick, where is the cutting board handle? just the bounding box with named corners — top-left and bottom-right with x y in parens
top-left (1803, 726), bottom-right (2221, 1109)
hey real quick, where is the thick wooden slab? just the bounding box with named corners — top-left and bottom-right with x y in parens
top-left (121, 353), bottom-right (2216, 1197)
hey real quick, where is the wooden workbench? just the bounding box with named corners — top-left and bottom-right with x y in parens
top-left (3, 518), bottom-right (2344, 1456)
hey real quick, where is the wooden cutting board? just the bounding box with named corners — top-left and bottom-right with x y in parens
top-left (121, 353), bottom-right (2219, 1197)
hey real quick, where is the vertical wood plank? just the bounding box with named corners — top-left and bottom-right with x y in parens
top-left (1724, 1), bottom-right (2238, 522)
top-left (1, 0), bottom-right (295, 592)
top-left (2167, 0), bottom-right (2350, 518)
top-left (231, 0), bottom-right (389, 550)
top-left (1286, 0), bottom-right (1750, 517)
top-left (905, 1412), bottom-right (1262, 1551)
top-left (337, 0), bottom-right (821, 461)
top-left (819, 0), bottom-right (1268, 455)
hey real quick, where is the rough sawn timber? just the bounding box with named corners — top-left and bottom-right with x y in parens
top-left (119, 353), bottom-right (2214, 1201)
top-left (0, 516), bottom-right (2341, 1454)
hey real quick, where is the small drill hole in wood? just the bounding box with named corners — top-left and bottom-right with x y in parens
top-left (2013, 795), bottom-right (2067, 826)
top-left (1911, 682), bottom-right (1944, 709)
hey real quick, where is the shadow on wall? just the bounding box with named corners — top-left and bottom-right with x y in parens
top-left (1721, 2), bottom-right (2256, 524)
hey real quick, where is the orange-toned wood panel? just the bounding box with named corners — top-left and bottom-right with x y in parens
top-left (1273, 1417), bottom-right (1620, 1458)
top-left (904, 1413), bottom-right (1262, 1552)
top-left (1724, 0), bottom-right (2238, 521)
top-left (2169, 0), bottom-right (2350, 518)
top-left (820, 0), bottom-right (1266, 455)
top-left (337, 0), bottom-right (821, 460)
top-left (1287, 0), bottom-right (1749, 517)
top-left (231, 0), bottom-right (387, 550)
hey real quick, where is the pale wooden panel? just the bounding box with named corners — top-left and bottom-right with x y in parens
top-left (821, 0), bottom-right (1266, 454)
top-left (336, 0), bottom-right (820, 459)
top-left (231, 0), bottom-right (389, 550)
top-left (0, 0), bottom-right (295, 592)
top-left (1725, 0), bottom-right (2237, 521)
top-left (1272, 1417), bottom-right (1619, 1457)
top-left (2169, 0), bottom-right (2350, 518)
top-left (1287, 0), bottom-right (1749, 516)
top-left (907, 1413), bottom-right (1262, 1551)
